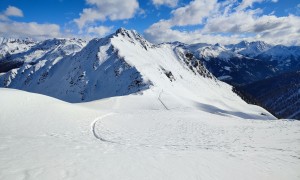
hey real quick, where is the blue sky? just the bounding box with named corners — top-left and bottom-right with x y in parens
top-left (0, 0), bottom-right (300, 45)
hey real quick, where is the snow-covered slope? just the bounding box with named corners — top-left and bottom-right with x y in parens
top-left (176, 41), bottom-right (299, 120)
top-left (175, 41), bottom-right (300, 85)
top-left (0, 88), bottom-right (299, 180)
top-left (0, 38), bottom-right (87, 73)
top-left (0, 37), bottom-right (36, 57)
top-left (0, 28), bottom-right (273, 119)
top-left (228, 40), bottom-right (272, 57)
top-left (184, 41), bottom-right (272, 62)
top-left (166, 42), bottom-right (275, 85)
top-left (184, 42), bottom-right (240, 61)
top-left (257, 45), bottom-right (300, 71)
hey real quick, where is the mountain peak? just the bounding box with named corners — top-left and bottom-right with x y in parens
top-left (236, 40), bottom-right (270, 48)
top-left (236, 40), bottom-right (249, 47)
top-left (115, 27), bottom-right (128, 34)
top-left (115, 27), bottom-right (138, 37)
top-left (113, 27), bottom-right (153, 50)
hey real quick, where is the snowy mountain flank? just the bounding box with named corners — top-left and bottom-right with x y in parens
top-left (0, 28), bottom-right (273, 119)
top-left (168, 40), bottom-right (300, 119)
top-left (0, 38), bottom-right (86, 73)
top-left (1, 28), bottom-right (300, 180)
top-left (0, 37), bottom-right (36, 56)
top-left (1, 28), bottom-right (299, 120)
top-left (176, 40), bottom-right (300, 86)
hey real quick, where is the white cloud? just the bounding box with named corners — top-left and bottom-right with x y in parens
top-left (203, 10), bottom-right (300, 45)
top-left (144, 20), bottom-right (241, 45)
top-left (145, 0), bottom-right (218, 32)
top-left (0, 21), bottom-right (61, 39)
top-left (75, 0), bottom-right (139, 29)
top-left (0, 6), bottom-right (61, 40)
top-left (0, 14), bottom-right (9, 21)
top-left (0, 6), bottom-right (23, 21)
top-left (4, 6), bottom-right (23, 17)
top-left (87, 25), bottom-right (113, 37)
top-left (236, 0), bottom-right (279, 11)
top-left (203, 9), bottom-right (261, 33)
top-left (145, 0), bottom-right (300, 45)
top-left (144, 0), bottom-right (223, 44)
top-left (152, 0), bottom-right (178, 8)
top-left (236, 0), bottom-right (264, 11)
top-left (74, 8), bottom-right (103, 29)
top-left (169, 0), bottom-right (217, 26)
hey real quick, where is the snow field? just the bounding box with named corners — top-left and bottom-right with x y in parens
top-left (0, 89), bottom-right (299, 180)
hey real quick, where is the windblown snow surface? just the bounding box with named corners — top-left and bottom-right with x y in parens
top-left (0, 88), bottom-right (300, 180)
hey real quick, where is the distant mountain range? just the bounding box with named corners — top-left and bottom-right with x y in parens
top-left (0, 28), bottom-right (299, 119)
top-left (168, 40), bottom-right (300, 86)
top-left (167, 40), bottom-right (300, 119)
top-left (0, 37), bottom-right (36, 58)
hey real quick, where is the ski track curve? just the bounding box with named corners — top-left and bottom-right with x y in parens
top-left (90, 111), bottom-right (299, 154)
top-left (90, 112), bottom-right (224, 150)
top-left (91, 113), bottom-right (117, 143)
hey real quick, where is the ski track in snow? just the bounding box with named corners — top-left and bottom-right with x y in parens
top-left (91, 111), bottom-right (300, 155)
top-left (158, 90), bottom-right (169, 110)
top-left (1, 89), bottom-right (300, 180)
top-left (91, 113), bottom-right (116, 143)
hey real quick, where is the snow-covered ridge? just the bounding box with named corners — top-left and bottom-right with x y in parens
top-left (0, 37), bottom-right (36, 56)
top-left (180, 40), bottom-right (300, 62)
top-left (115, 27), bottom-right (153, 50)
top-left (167, 40), bottom-right (300, 86)
top-left (0, 37), bottom-right (35, 45)
top-left (31, 38), bottom-right (87, 55)
top-left (228, 40), bottom-right (272, 57)
top-left (0, 28), bottom-right (274, 119)
top-left (0, 37), bottom-right (87, 74)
